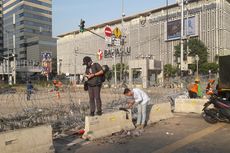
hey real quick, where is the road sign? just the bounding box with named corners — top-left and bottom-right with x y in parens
top-left (104, 26), bottom-right (112, 37)
top-left (105, 37), bottom-right (112, 45)
top-left (114, 38), bottom-right (121, 46)
top-left (113, 27), bottom-right (122, 38)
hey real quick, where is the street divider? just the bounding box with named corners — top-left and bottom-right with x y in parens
top-left (0, 125), bottom-right (54, 153)
top-left (83, 110), bottom-right (135, 140)
top-left (174, 98), bottom-right (208, 114)
top-left (148, 103), bottom-right (174, 124)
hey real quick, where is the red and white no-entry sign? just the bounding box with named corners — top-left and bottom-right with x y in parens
top-left (104, 26), bottom-right (112, 37)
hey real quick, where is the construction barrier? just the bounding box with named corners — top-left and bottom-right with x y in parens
top-left (83, 110), bottom-right (135, 140)
top-left (0, 125), bottom-right (54, 153)
top-left (174, 98), bottom-right (208, 114)
top-left (148, 103), bottom-right (174, 124)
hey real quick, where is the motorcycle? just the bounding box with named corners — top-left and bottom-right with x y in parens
top-left (202, 94), bottom-right (230, 124)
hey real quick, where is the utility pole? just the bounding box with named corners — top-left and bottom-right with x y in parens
top-left (74, 42), bottom-right (78, 85)
top-left (180, 0), bottom-right (184, 76)
top-left (120, 0), bottom-right (125, 81)
top-left (13, 13), bottom-right (16, 84)
top-left (113, 47), bottom-right (117, 87)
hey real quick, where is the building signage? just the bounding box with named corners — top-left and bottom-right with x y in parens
top-left (149, 3), bottom-right (216, 24)
top-left (104, 47), bottom-right (131, 58)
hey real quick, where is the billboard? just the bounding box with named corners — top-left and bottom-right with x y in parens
top-left (41, 52), bottom-right (52, 76)
top-left (184, 17), bottom-right (196, 36)
top-left (167, 19), bottom-right (181, 40)
top-left (166, 16), bottom-right (196, 40)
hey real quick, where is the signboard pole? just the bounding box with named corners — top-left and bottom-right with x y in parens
top-left (113, 47), bottom-right (117, 87)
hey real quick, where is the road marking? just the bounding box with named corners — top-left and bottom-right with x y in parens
top-left (153, 123), bottom-right (226, 153)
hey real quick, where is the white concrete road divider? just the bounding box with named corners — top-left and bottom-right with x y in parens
top-left (0, 125), bottom-right (54, 153)
top-left (148, 103), bottom-right (174, 124)
top-left (175, 98), bottom-right (209, 114)
top-left (83, 110), bottom-right (135, 140)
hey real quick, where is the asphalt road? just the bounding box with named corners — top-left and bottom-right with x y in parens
top-left (54, 113), bottom-right (230, 153)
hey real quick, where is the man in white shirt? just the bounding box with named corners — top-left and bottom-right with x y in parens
top-left (123, 88), bottom-right (150, 128)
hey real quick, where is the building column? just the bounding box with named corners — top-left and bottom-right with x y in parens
top-left (129, 67), bottom-right (133, 87)
top-left (142, 59), bottom-right (149, 88)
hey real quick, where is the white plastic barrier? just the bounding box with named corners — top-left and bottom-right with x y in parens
top-left (175, 98), bottom-right (208, 114)
top-left (0, 125), bottom-right (54, 153)
top-left (83, 110), bottom-right (135, 140)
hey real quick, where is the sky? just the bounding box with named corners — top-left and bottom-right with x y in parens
top-left (52, 0), bottom-right (176, 37)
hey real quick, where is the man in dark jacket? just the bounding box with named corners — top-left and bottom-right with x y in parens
top-left (83, 56), bottom-right (104, 116)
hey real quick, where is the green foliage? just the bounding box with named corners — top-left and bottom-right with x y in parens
top-left (164, 64), bottom-right (178, 78)
top-left (105, 70), bottom-right (112, 82)
top-left (199, 62), bottom-right (219, 74)
top-left (174, 38), bottom-right (214, 74)
top-left (112, 63), bottom-right (128, 80)
top-left (174, 38), bottom-right (208, 65)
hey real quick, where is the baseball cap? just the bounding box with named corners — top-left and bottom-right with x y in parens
top-left (82, 56), bottom-right (92, 65)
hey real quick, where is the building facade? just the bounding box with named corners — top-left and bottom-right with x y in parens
top-left (57, 0), bottom-right (230, 76)
top-left (0, 0), bottom-right (3, 54)
top-left (3, 0), bottom-right (54, 61)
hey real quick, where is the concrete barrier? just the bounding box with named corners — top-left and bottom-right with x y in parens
top-left (148, 103), bottom-right (174, 124)
top-left (83, 110), bottom-right (135, 140)
top-left (174, 98), bottom-right (208, 114)
top-left (0, 125), bottom-right (54, 153)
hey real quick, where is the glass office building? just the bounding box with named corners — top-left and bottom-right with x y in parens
top-left (3, 0), bottom-right (52, 60)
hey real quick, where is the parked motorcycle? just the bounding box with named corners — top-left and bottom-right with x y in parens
top-left (202, 94), bottom-right (230, 124)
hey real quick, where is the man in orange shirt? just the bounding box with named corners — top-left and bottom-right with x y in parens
top-left (188, 79), bottom-right (200, 98)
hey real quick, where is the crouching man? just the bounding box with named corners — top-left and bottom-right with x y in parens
top-left (123, 88), bottom-right (150, 129)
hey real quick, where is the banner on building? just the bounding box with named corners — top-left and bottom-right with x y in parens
top-left (166, 16), bottom-right (197, 40)
top-left (184, 17), bottom-right (196, 36)
top-left (41, 52), bottom-right (52, 76)
top-left (167, 19), bottom-right (181, 40)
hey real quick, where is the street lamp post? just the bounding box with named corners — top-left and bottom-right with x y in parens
top-left (195, 54), bottom-right (199, 79)
top-left (180, 0), bottom-right (184, 74)
top-left (120, 0), bottom-right (125, 81)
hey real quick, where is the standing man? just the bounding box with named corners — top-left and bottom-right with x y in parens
top-left (83, 56), bottom-right (104, 116)
top-left (123, 88), bottom-right (150, 129)
top-left (188, 78), bottom-right (202, 98)
top-left (26, 81), bottom-right (33, 101)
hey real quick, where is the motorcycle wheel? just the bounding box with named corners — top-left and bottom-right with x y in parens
top-left (202, 112), bottom-right (218, 124)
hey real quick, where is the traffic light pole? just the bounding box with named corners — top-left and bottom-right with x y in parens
top-left (84, 28), bottom-right (105, 40)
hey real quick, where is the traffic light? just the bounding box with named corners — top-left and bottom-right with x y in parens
top-left (79, 19), bottom-right (85, 33)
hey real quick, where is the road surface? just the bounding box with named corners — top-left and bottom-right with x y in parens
top-left (54, 113), bottom-right (230, 153)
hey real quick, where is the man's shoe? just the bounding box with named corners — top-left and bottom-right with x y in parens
top-left (135, 124), bottom-right (141, 129)
top-left (96, 111), bottom-right (102, 116)
top-left (90, 112), bottom-right (94, 116)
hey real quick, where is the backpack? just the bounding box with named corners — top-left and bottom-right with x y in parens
top-left (101, 65), bottom-right (110, 82)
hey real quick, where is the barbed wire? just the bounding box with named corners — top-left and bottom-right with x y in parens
top-left (0, 74), bottom-right (216, 134)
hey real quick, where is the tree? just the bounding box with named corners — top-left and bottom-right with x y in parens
top-left (112, 63), bottom-right (128, 81)
top-left (163, 64), bottom-right (178, 78)
top-left (174, 38), bottom-right (208, 65)
top-left (174, 38), bottom-right (213, 74)
top-left (199, 62), bottom-right (219, 74)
